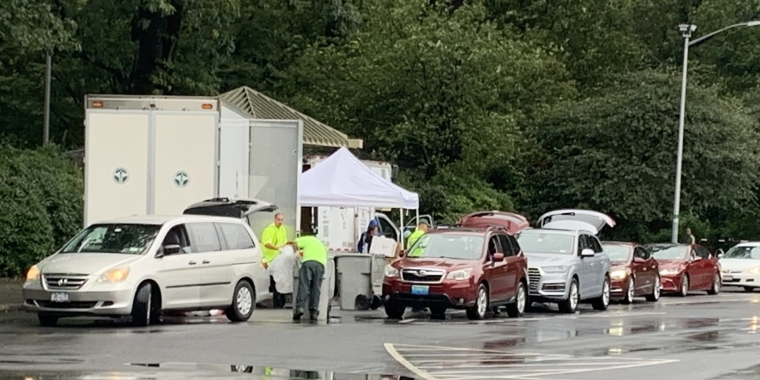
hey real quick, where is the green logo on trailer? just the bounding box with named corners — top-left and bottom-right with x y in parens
top-left (174, 171), bottom-right (189, 187)
top-left (113, 168), bottom-right (128, 184)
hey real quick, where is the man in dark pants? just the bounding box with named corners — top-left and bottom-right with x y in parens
top-left (288, 235), bottom-right (327, 321)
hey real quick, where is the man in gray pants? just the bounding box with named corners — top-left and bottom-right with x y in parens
top-left (288, 235), bottom-right (327, 321)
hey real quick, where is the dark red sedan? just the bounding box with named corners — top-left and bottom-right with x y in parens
top-left (645, 243), bottom-right (722, 297)
top-left (601, 242), bottom-right (660, 303)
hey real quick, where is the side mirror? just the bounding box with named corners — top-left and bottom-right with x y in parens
top-left (493, 253), bottom-right (505, 262)
top-left (399, 250), bottom-right (406, 258)
top-left (717, 253), bottom-right (724, 259)
top-left (581, 248), bottom-right (595, 258)
top-left (162, 244), bottom-right (181, 256)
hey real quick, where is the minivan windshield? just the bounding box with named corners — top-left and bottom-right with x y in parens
top-left (724, 245), bottom-right (760, 259)
top-left (517, 231), bottom-right (575, 255)
top-left (60, 224), bottom-right (161, 254)
top-left (407, 234), bottom-right (484, 260)
top-left (648, 245), bottom-right (688, 260)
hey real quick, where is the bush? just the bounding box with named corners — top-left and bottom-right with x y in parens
top-left (0, 145), bottom-right (83, 277)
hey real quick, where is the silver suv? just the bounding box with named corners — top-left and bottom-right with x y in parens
top-left (516, 209), bottom-right (613, 313)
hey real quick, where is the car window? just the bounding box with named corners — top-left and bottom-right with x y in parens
top-left (507, 235), bottom-right (521, 255)
top-left (219, 223), bottom-right (256, 250)
top-left (186, 222), bottom-right (222, 252)
top-left (696, 246), bottom-right (710, 259)
top-left (496, 234), bottom-right (514, 256)
top-left (589, 236), bottom-right (604, 253)
top-left (162, 224), bottom-right (193, 254)
top-left (488, 236), bottom-right (503, 255)
top-left (577, 234), bottom-right (588, 253)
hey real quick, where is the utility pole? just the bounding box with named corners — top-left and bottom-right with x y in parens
top-left (43, 53), bottom-right (52, 145)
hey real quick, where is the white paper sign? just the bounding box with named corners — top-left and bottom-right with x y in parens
top-left (369, 236), bottom-right (397, 257)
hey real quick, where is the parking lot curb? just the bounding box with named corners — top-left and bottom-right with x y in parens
top-left (0, 304), bottom-right (23, 313)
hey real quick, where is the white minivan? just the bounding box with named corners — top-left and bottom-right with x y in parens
top-left (22, 214), bottom-right (270, 326)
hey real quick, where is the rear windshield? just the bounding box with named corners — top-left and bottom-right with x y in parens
top-left (61, 224), bottom-right (161, 254)
top-left (648, 245), bottom-right (688, 260)
top-left (407, 234), bottom-right (484, 260)
top-left (517, 231), bottom-right (575, 255)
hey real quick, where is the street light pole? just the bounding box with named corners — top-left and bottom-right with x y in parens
top-left (671, 21), bottom-right (760, 243)
top-left (43, 53), bottom-right (52, 145)
top-left (672, 24), bottom-right (694, 244)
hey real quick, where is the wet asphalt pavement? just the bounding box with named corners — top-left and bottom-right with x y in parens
top-left (1, 288), bottom-right (760, 380)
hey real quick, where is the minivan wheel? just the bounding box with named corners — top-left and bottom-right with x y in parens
top-left (506, 282), bottom-right (527, 318)
top-left (592, 276), bottom-right (610, 311)
top-left (226, 280), bottom-right (255, 322)
top-left (38, 313), bottom-right (58, 327)
top-left (132, 283), bottom-right (156, 327)
top-left (559, 278), bottom-right (579, 313)
top-left (466, 284), bottom-right (489, 320)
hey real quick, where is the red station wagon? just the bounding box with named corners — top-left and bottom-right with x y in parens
top-left (382, 212), bottom-right (529, 320)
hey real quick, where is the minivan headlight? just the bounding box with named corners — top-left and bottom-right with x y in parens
top-left (446, 268), bottom-right (473, 280)
top-left (97, 267), bottom-right (131, 283)
top-left (543, 266), bottom-right (568, 274)
top-left (26, 265), bottom-right (40, 282)
top-left (384, 265), bottom-right (399, 278)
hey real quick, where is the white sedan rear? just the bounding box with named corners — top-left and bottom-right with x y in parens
top-left (719, 243), bottom-right (760, 292)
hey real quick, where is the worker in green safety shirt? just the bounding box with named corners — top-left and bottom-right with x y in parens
top-left (288, 235), bottom-right (328, 321)
top-left (261, 213), bottom-right (288, 308)
top-left (406, 222), bottom-right (429, 249)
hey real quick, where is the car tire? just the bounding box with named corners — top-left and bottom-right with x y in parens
top-left (38, 313), bottom-right (58, 327)
top-left (131, 282), bottom-right (157, 327)
top-left (466, 284), bottom-right (489, 320)
top-left (707, 272), bottom-right (721, 295)
top-left (430, 306), bottom-right (446, 319)
top-left (225, 280), bottom-right (255, 322)
top-left (506, 281), bottom-right (527, 318)
top-left (385, 302), bottom-right (405, 319)
top-left (559, 278), bottom-right (579, 313)
top-left (592, 276), bottom-right (611, 311)
top-left (622, 277), bottom-right (635, 304)
top-left (678, 274), bottom-right (689, 297)
top-left (645, 275), bottom-right (661, 302)
top-left (744, 286), bottom-right (755, 293)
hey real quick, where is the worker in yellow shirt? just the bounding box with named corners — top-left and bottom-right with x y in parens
top-left (287, 235), bottom-right (328, 321)
top-left (261, 213), bottom-right (288, 308)
top-left (406, 222), bottom-right (429, 249)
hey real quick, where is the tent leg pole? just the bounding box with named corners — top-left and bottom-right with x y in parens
top-left (400, 210), bottom-right (404, 250)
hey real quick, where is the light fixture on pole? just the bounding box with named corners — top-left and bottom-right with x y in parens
top-left (671, 21), bottom-right (760, 243)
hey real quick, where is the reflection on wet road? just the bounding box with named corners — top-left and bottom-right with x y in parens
top-left (0, 291), bottom-right (759, 380)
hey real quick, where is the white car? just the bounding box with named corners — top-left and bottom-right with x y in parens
top-left (22, 214), bottom-right (270, 326)
top-left (719, 242), bottom-right (760, 292)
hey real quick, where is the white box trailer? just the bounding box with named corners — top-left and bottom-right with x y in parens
top-left (83, 95), bottom-right (221, 226)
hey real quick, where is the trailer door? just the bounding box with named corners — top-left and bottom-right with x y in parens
top-left (84, 111), bottom-right (150, 226)
top-left (249, 120), bottom-right (303, 239)
top-left (152, 112), bottom-right (219, 215)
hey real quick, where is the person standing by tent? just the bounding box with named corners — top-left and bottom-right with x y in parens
top-left (358, 220), bottom-right (381, 253)
top-left (288, 235), bottom-right (328, 321)
top-left (261, 213), bottom-right (288, 308)
top-left (406, 222), bottom-right (429, 248)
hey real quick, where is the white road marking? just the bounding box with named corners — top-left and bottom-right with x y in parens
top-left (385, 343), bottom-right (679, 380)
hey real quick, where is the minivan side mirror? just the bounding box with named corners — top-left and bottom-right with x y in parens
top-left (493, 253), bottom-right (505, 262)
top-left (161, 244), bottom-right (181, 256)
top-left (581, 248), bottom-right (595, 257)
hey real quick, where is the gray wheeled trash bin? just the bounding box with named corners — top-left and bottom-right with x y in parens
top-left (292, 257), bottom-right (335, 321)
top-left (335, 253), bottom-right (386, 311)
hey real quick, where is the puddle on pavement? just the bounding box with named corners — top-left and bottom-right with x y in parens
top-left (0, 363), bottom-right (416, 380)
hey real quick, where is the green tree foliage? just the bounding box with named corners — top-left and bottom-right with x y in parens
top-left (0, 145), bottom-right (83, 277)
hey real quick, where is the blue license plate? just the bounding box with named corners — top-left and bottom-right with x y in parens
top-left (411, 285), bottom-right (429, 295)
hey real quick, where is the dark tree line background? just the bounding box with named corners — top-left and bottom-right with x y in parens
top-left (3, 0), bottom-right (760, 275)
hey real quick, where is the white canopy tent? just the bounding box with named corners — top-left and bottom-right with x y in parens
top-left (299, 147), bottom-right (420, 248)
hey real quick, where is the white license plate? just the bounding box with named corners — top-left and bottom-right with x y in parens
top-left (50, 292), bottom-right (69, 303)
top-left (723, 275), bottom-right (733, 281)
